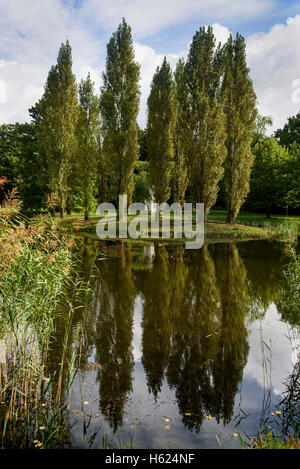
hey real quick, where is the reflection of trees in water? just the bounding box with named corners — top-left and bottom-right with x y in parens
top-left (140, 246), bottom-right (171, 399)
top-left (74, 240), bottom-right (285, 434)
top-left (236, 241), bottom-right (285, 321)
top-left (93, 244), bottom-right (136, 432)
top-left (167, 245), bottom-right (222, 431)
top-left (139, 243), bottom-right (250, 432)
top-left (212, 243), bottom-right (250, 425)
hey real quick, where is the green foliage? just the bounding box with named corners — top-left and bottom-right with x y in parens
top-left (77, 73), bottom-right (100, 220)
top-left (247, 137), bottom-right (289, 215)
top-left (1, 22), bottom-right (298, 224)
top-left (133, 172), bottom-right (150, 203)
top-left (0, 123), bottom-right (45, 213)
top-left (100, 18), bottom-right (140, 205)
top-left (172, 58), bottom-right (188, 206)
top-left (147, 57), bottom-right (175, 204)
top-left (0, 124), bottom-right (20, 187)
top-left (32, 40), bottom-right (78, 217)
top-left (184, 26), bottom-right (227, 219)
top-left (222, 33), bottom-right (257, 224)
top-left (247, 137), bottom-right (300, 216)
top-left (279, 142), bottom-right (300, 211)
top-left (138, 127), bottom-right (148, 161)
top-left (14, 123), bottom-right (46, 214)
top-left (275, 111), bottom-right (300, 147)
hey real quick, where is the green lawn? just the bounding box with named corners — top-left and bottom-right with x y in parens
top-left (52, 207), bottom-right (300, 244)
top-left (208, 209), bottom-right (300, 226)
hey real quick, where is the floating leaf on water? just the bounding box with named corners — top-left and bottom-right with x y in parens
top-left (205, 415), bottom-right (212, 420)
top-left (185, 412), bottom-right (192, 416)
top-left (39, 426), bottom-right (45, 431)
top-left (165, 425), bottom-right (171, 430)
top-left (72, 409), bottom-right (84, 416)
top-left (233, 433), bottom-right (239, 437)
top-left (83, 401), bottom-right (89, 405)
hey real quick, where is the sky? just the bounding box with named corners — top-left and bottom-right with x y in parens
top-left (0, 0), bottom-right (300, 132)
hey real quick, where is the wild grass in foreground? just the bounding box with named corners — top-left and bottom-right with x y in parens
top-left (239, 429), bottom-right (300, 449)
top-left (0, 190), bottom-right (92, 449)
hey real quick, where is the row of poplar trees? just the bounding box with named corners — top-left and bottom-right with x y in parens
top-left (31, 19), bottom-right (257, 224)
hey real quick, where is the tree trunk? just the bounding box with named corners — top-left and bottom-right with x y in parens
top-left (84, 208), bottom-right (89, 221)
top-left (286, 206), bottom-right (289, 216)
top-left (266, 205), bottom-right (271, 219)
top-left (66, 193), bottom-right (72, 216)
top-left (226, 211), bottom-right (236, 225)
top-left (60, 207), bottom-right (64, 218)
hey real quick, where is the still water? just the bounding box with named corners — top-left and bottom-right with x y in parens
top-left (59, 239), bottom-right (299, 448)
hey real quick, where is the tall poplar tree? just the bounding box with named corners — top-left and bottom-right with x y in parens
top-left (185, 26), bottom-right (227, 220)
top-left (32, 40), bottom-right (78, 217)
top-left (77, 73), bottom-right (100, 220)
top-left (147, 57), bottom-right (175, 205)
top-left (100, 18), bottom-right (140, 206)
top-left (222, 33), bottom-right (257, 224)
top-left (172, 58), bottom-right (188, 206)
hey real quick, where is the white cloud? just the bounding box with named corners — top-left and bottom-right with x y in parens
top-left (246, 15), bottom-right (300, 133)
top-left (81, 0), bottom-right (273, 38)
top-left (0, 0), bottom-right (103, 124)
top-left (211, 23), bottom-right (231, 45)
top-left (134, 42), bottom-right (183, 128)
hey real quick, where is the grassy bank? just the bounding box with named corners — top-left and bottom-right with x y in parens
top-left (54, 208), bottom-right (299, 244)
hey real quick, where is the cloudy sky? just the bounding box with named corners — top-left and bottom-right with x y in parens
top-left (0, 0), bottom-right (300, 132)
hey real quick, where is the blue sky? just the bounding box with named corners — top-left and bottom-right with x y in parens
top-left (0, 0), bottom-right (300, 131)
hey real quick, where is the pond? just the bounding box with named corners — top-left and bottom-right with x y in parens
top-left (53, 239), bottom-right (299, 449)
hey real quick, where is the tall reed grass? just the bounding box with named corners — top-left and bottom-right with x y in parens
top-left (0, 190), bottom-right (90, 448)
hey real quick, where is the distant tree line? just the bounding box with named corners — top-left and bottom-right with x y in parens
top-left (0, 18), bottom-right (299, 221)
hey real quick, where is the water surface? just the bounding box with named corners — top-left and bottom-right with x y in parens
top-left (57, 239), bottom-right (299, 448)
